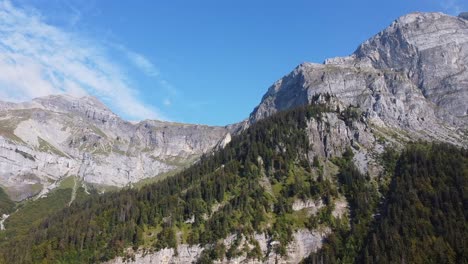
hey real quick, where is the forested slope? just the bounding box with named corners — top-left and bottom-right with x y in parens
top-left (0, 103), bottom-right (337, 263)
top-left (305, 143), bottom-right (467, 264)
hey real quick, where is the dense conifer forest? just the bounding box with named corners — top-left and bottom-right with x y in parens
top-left (0, 103), bottom-right (466, 264)
top-left (305, 143), bottom-right (467, 264)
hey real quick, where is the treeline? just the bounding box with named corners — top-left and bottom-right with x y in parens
top-left (0, 102), bottom-right (333, 263)
top-left (2, 99), bottom-right (465, 264)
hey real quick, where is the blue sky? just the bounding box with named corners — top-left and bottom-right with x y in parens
top-left (0, 0), bottom-right (466, 125)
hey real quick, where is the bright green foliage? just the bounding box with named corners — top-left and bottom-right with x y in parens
top-left (0, 186), bottom-right (88, 242)
top-left (1, 101), bottom-right (465, 264)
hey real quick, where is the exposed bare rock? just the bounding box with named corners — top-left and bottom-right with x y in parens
top-left (460, 12), bottom-right (468, 20)
top-left (248, 12), bottom-right (467, 148)
top-left (332, 197), bottom-right (349, 219)
top-left (238, 12), bottom-right (468, 180)
top-left (107, 229), bottom-right (328, 264)
top-left (0, 95), bottom-right (230, 200)
top-left (292, 199), bottom-right (324, 216)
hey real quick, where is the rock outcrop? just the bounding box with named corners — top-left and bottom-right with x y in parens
top-left (107, 229), bottom-right (328, 264)
top-left (6, 11), bottom-right (467, 264)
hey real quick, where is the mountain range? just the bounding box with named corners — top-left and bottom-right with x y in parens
top-left (0, 11), bottom-right (467, 264)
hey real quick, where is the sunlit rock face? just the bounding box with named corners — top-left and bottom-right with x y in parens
top-left (249, 12), bottom-right (467, 146)
top-left (241, 12), bottom-right (468, 189)
top-left (0, 94), bottom-right (230, 200)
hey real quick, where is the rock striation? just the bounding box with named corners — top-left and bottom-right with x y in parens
top-left (10, 11), bottom-right (468, 264)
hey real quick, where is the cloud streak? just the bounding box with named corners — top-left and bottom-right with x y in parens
top-left (440, 0), bottom-right (464, 15)
top-left (123, 48), bottom-right (160, 77)
top-left (0, 0), bottom-right (166, 121)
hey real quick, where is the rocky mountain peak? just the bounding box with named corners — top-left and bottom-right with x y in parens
top-left (352, 12), bottom-right (468, 120)
top-left (248, 12), bottom-right (467, 147)
top-left (458, 12), bottom-right (468, 20)
top-left (31, 94), bottom-right (119, 122)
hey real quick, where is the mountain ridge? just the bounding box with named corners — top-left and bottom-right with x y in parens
top-left (0, 11), bottom-right (467, 202)
top-left (0, 94), bottom-right (231, 200)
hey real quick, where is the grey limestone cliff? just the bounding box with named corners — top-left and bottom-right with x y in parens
top-left (245, 12), bottom-right (468, 175)
top-left (0, 95), bottom-right (231, 200)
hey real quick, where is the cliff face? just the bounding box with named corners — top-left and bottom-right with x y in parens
top-left (249, 12), bottom-right (467, 146)
top-left (109, 13), bottom-right (467, 261)
top-left (0, 95), bottom-right (230, 200)
top-left (107, 230), bottom-right (327, 264)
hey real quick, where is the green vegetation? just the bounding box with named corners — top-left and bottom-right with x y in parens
top-left (305, 147), bottom-right (379, 263)
top-left (361, 143), bottom-right (467, 264)
top-left (0, 112), bottom-right (30, 144)
top-left (0, 103), bottom-right (336, 263)
top-left (57, 176), bottom-right (77, 190)
top-left (0, 186), bottom-right (88, 241)
top-left (0, 187), bottom-right (15, 215)
top-left (304, 143), bottom-right (467, 264)
top-left (0, 100), bottom-right (466, 264)
top-left (37, 137), bottom-right (67, 157)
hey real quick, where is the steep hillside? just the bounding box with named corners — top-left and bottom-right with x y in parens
top-left (0, 103), bottom-right (347, 263)
top-left (306, 143), bottom-right (467, 264)
top-left (0, 101), bottom-right (466, 264)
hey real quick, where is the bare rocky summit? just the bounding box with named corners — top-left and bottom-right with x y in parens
top-left (0, 11), bottom-right (467, 264)
top-left (250, 12), bottom-right (467, 141)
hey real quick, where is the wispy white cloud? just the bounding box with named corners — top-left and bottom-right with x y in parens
top-left (120, 46), bottom-right (160, 77)
top-left (440, 0), bottom-right (464, 15)
top-left (163, 98), bottom-right (171, 106)
top-left (0, 0), bottom-right (167, 121)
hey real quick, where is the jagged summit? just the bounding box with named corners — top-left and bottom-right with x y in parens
top-left (459, 12), bottom-right (468, 20)
top-left (0, 11), bottom-right (467, 263)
